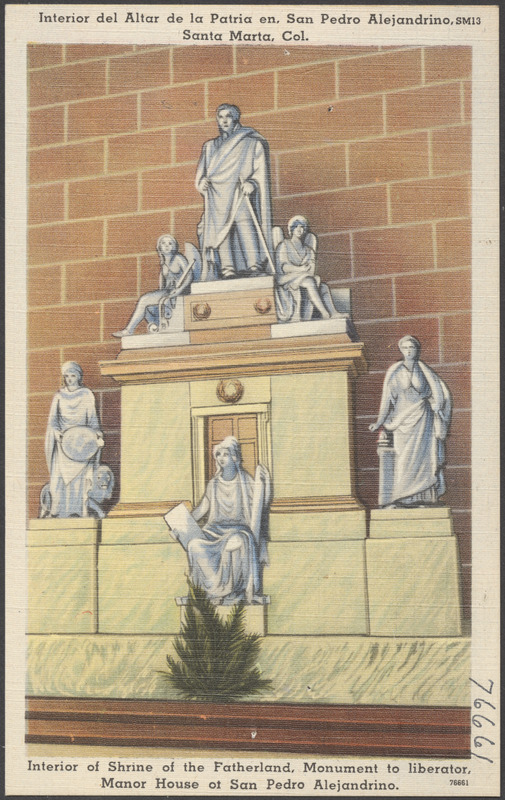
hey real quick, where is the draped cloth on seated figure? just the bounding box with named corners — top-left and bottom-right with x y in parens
top-left (370, 336), bottom-right (452, 507)
top-left (166, 437), bottom-right (271, 604)
top-left (112, 234), bottom-right (192, 337)
top-left (274, 216), bottom-right (343, 322)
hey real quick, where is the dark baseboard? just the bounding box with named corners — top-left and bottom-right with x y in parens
top-left (26, 697), bottom-right (470, 758)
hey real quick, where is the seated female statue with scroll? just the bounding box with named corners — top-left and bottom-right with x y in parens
top-left (273, 216), bottom-right (343, 323)
top-left (189, 437), bottom-right (271, 605)
top-left (167, 437), bottom-right (271, 605)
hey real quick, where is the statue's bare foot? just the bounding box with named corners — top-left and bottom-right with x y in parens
top-left (112, 329), bottom-right (130, 338)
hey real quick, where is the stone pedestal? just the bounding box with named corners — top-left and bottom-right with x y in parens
top-left (369, 506), bottom-right (454, 538)
top-left (98, 517), bottom-right (188, 634)
top-left (101, 323), bottom-right (366, 514)
top-left (99, 288), bottom-right (368, 637)
top-left (28, 519), bottom-right (99, 634)
top-left (366, 508), bottom-right (462, 636)
top-left (265, 539), bottom-right (368, 635)
top-left (185, 276), bottom-right (277, 344)
top-left (376, 430), bottom-right (394, 507)
top-left (179, 602), bottom-right (268, 636)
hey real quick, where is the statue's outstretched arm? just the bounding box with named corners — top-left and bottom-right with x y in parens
top-left (369, 365), bottom-right (398, 432)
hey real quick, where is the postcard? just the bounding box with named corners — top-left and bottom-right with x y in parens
top-left (5, 3), bottom-right (500, 796)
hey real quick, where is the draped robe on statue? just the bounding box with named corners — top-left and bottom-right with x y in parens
top-left (187, 466), bottom-right (270, 604)
top-left (45, 387), bottom-right (101, 517)
top-left (195, 125), bottom-right (273, 278)
top-left (274, 238), bottom-right (318, 322)
top-left (378, 360), bottom-right (452, 506)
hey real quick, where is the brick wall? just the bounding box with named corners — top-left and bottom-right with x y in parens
top-left (27, 43), bottom-right (471, 614)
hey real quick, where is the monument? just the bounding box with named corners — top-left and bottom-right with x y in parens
top-left (27, 102), bottom-right (463, 708)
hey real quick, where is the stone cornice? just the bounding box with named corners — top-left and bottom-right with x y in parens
top-left (107, 496), bottom-right (364, 518)
top-left (100, 335), bottom-right (367, 385)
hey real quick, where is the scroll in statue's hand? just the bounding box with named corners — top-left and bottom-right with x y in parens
top-left (369, 422), bottom-right (381, 433)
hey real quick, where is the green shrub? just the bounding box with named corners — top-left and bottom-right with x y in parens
top-left (160, 582), bottom-right (272, 702)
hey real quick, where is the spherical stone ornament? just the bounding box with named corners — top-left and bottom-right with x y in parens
top-left (254, 297), bottom-right (272, 315)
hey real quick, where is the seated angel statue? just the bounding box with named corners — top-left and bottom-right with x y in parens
top-left (112, 235), bottom-right (199, 337)
top-left (273, 216), bottom-right (344, 323)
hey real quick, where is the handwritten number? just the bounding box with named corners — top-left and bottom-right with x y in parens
top-left (471, 750), bottom-right (493, 763)
top-left (474, 735), bottom-right (495, 748)
top-left (472, 714), bottom-right (495, 728)
top-left (469, 682), bottom-right (496, 764)
top-left (470, 677), bottom-right (494, 695)
top-left (474, 698), bottom-right (496, 711)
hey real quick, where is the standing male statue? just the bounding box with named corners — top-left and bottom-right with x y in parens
top-left (195, 103), bottom-right (274, 280)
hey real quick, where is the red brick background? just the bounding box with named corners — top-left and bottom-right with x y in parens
top-left (27, 44), bottom-right (471, 615)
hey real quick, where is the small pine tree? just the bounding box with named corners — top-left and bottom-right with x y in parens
top-left (160, 582), bottom-right (272, 702)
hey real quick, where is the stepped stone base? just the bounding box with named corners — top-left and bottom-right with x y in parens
top-left (179, 601), bottom-right (269, 636)
top-left (366, 508), bottom-right (462, 637)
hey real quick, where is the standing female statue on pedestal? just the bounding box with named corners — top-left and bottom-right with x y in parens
top-left (185, 437), bottom-right (271, 605)
top-left (369, 336), bottom-right (452, 508)
top-left (43, 362), bottom-right (104, 517)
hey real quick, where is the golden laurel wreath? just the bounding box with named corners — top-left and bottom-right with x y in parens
top-left (192, 302), bottom-right (212, 321)
top-left (254, 297), bottom-right (272, 315)
top-left (216, 379), bottom-right (244, 404)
